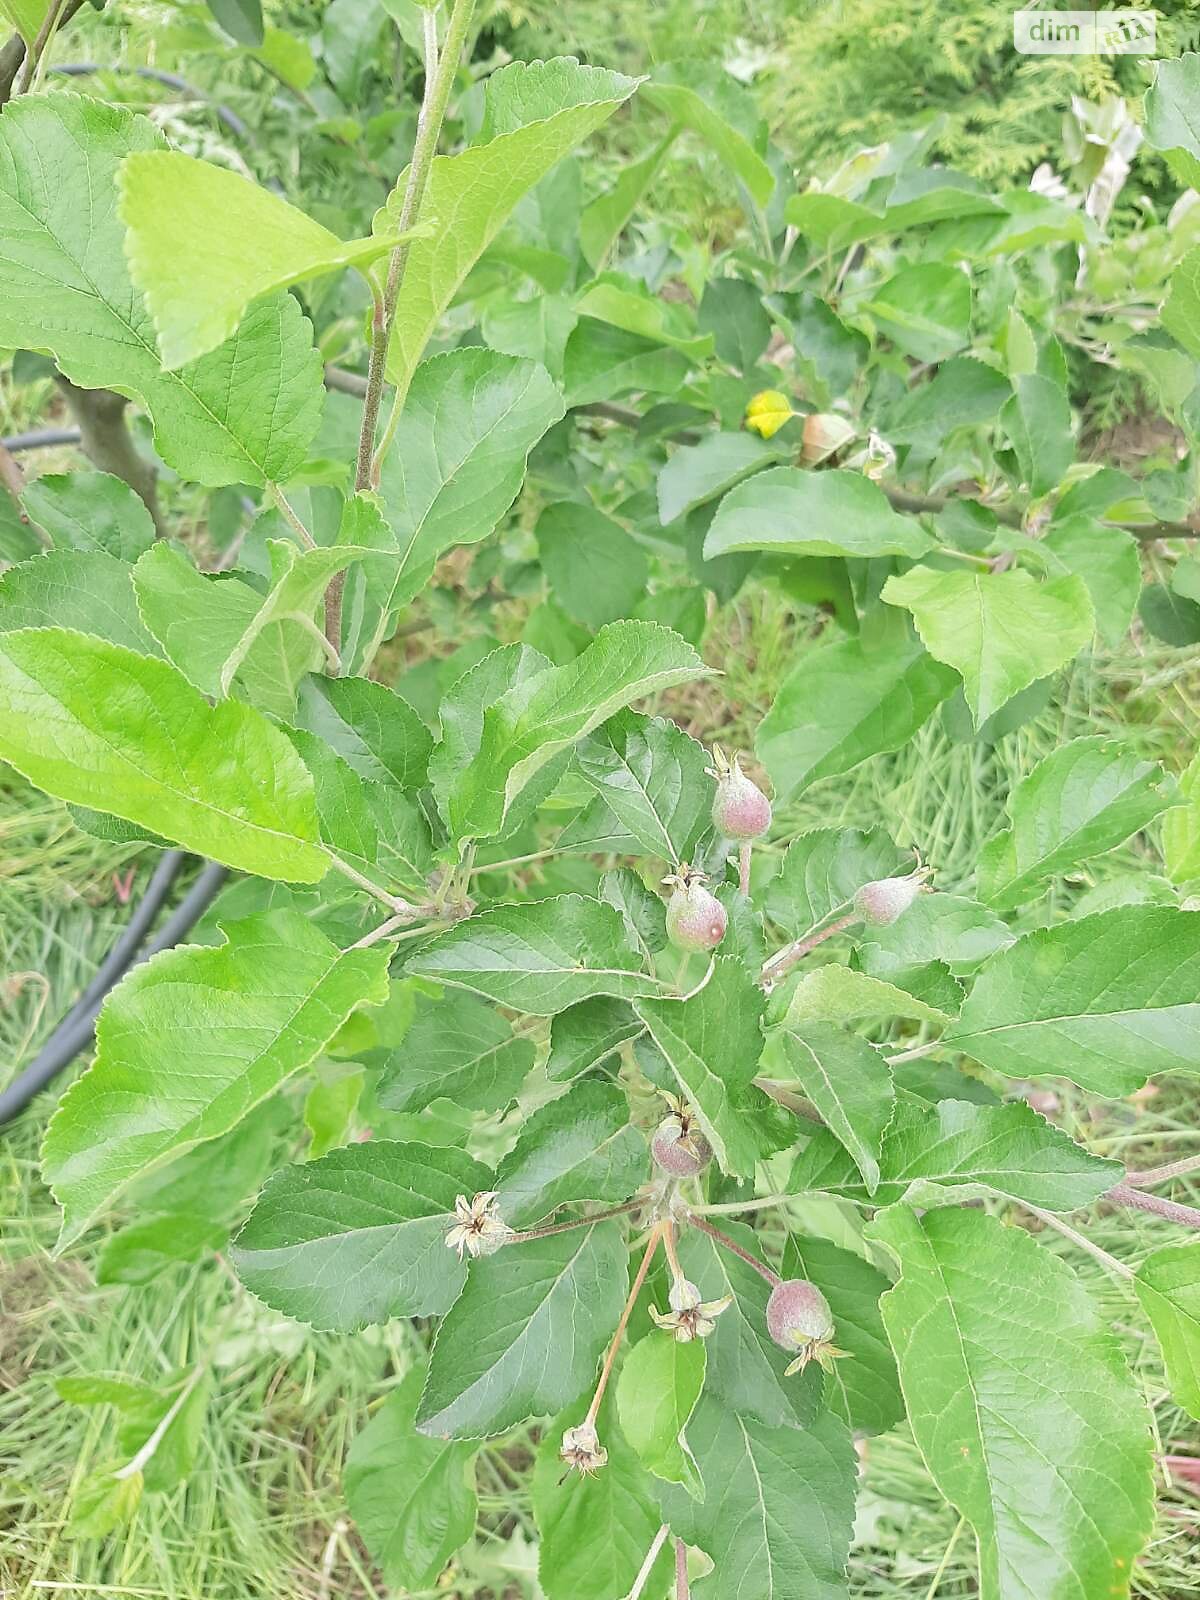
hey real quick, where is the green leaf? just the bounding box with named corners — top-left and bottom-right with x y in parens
top-left (657, 1394), bottom-right (856, 1600)
top-left (408, 894), bottom-right (664, 1015)
top-left (946, 905), bottom-right (1200, 1095)
top-left (1165, 749), bottom-right (1200, 883)
top-left (380, 58), bottom-right (639, 390)
top-left (120, 150), bottom-right (414, 368)
top-left (0, 0), bottom-right (49, 44)
top-left (698, 276), bottom-right (773, 372)
top-left (66, 1470), bottom-right (144, 1540)
top-left (563, 318), bottom-right (690, 405)
top-left (778, 964), bottom-right (952, 1027)
top-left (206, 0), bottom-right (264, 45)
top-left (218, 540), bottom-right (373, 696)
top-left (447, 621), bottom-right (710, 843)
top-left (785, 181), bottom-right (1001, 248)
top-left (758, 636), bottom-right (957, 799)
top-left (482, 292), bottom-right (578, 380)
top-left (601, 868), bottom-right (669, 958)
top-left (1054, 467), bottom-right (1149, 525)
top-left (575, 276), bottom-right (713, 359)
top-left (132, 544), bottom-right (316, 721)
top-left (764, 1021), bottom-right (894, 1192)
top-left (657, 431), bottom-right (779, 526)
top-left (1042, 514), bottom-right (1140, 647)
top-left (375, 993), bottom-right (536, 1115)
top-left (0, 97), bottom-right (325, 488)
top-left (252, 23), bottom-right (315, 90)
top-left (765, 826), bottom-right (906, 934)
top-left (616, 1334), bottom-right (705, 1495)
top-left (1139, 579), bottom-right (1200, 646)
top-left (0, 549), bottom-right (160, 655)
top-left (96, 1214), bottom-right (227, 1287)
top-left (494, 1079), bottom-right (646, 1228)
top-left (375, 349), bottom-right (565, 620)
top-left (636, 958), bottom-right (771, 1179)
top-left (581, 130), bottom-right (677, 268)
top-left (43, 912), bottom-right (391, 1247)
top-left (872, 1207), bottom-right (1154, 1600)
top-left (1161, 246), bottom-right (1200, 359)
top-left (22, 471), bottom-right (156, 560)
top-left (297, 747), bottom-right (396, 884)
top-left (1145, 53), bottom-right (1200, 163)
top-left (0, 630), bottom-right (327, 880)
top-left (533, 1391), bottom-right (673, 1600)
top-left (977, 737), bottom-right (1177, 909)
top-left (547, 996), bottom-right (643, 1082)
top-left (428, 642), bottom-right (570, 842)
top-left (304, 1061), bottom-right (364, 1159)
top-left (417, 1221), bottom-right (628, 1439)
top-left (295, 672), bottom-right (431, 790)
top-left (105, 1372), bottom-right (210, 1494)
top-left (890, 355), bottom-right (1011, 446)
top-left (344, 1366), bottom-right (478, 1590)
top-left (791, 1098), bottom-right (1120, 1211)
top-left (57, 1376), bottom-right (158, 1409)
top-left (780, 1233), bottom-right (902, 1435)
top-left (1000, 373), bottom-right (1074, 497)
top-left (537, 502), bottom-right (649, 630)
top-left (230, 1140), bottom-right (492, 1330)
top-left (642, 67), bottom-right (773, 206)
top-left (858, 891), bottom-right (1013, 978)
top-left (1134, 1241), bottom-right (1200, 1420)
top-left (426, 644), bottom-right (539, 775)
top-left (676, 1221), bottom-right (821, 1429)
top-left (575, 710), bottom-right (710, 865)
top-left (865, 262), bottom-right (972, 361)
top-left (881, 567), bottom-right (1095, 727)
top-left (705, 466), bottom-right (932, 561)
top-left (129, 1097), bottom-right (289, 1222)
top-left (281, 726), bottom-right (381, 874)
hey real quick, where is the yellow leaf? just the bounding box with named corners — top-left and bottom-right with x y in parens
top-left (745, 389), bottom-right (793, 439)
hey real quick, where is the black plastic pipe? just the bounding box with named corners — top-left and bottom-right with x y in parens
top-left (51, 63), bottom-right (256, 144)
top-left (0, 859), bottom-right (228, 1127)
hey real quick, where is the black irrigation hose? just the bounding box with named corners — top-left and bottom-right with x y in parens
top-left (2, 427), bottom-right (82, 451)
top-left (55, 849), bottom-right (186, 1024)
top-left (0, 63), bottom-right (302, 1127)
top-left (51, 63), bottom-right (257, 145)
top-left (0, 859), bottom-right (229, 1128)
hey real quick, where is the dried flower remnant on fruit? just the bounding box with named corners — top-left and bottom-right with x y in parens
top-left (559, 1420), bottom-right (608, 1476)
top-left (650, 1276), bottom-right (732, 1341)
top-left (745, 389), bottom-right (793, 439)
top-left (860, 428), bottom-right (896, 481)
top-left (651, 1094), bottom-right (713, 1177)
top-left (708, 744), bottom-right (772, 840)
top-left (445, 1191), bottom-right (513, 1260)
top-left (664, 864), bottom-right (727, 953)
top-left (853, 866), bottom-right (931, 927)
top-left (766, 1277), bottom-right (849, 1376)
top-left (801, 411), bottom-right (855, 465)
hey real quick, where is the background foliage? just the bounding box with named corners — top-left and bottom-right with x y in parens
top-left (2, 1), bottom-right (1200, 1597)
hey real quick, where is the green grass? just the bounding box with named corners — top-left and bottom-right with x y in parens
top-left (2, 614), bottom-right (1200, 1598)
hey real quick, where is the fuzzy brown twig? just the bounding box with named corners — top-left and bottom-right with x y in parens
top-left (54, 377), bottom-right (164, 536)
top-left (0, 0), bottom-right (85, 105)
top-left (1108, 1182), bottom-right (1200, 1230)
top-left (0, 440), bottom-right (27, 520)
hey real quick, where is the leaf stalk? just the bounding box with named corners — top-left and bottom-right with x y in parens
top-left (687, 1214), bottom-right (781, 1287)
top-left (328, 0), bottom-right (477, 652)
top-left (585, 1222), bottom-right (663, 1428)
